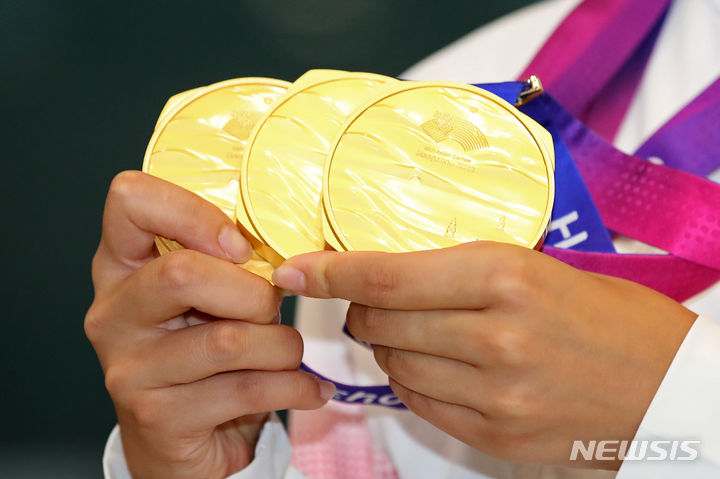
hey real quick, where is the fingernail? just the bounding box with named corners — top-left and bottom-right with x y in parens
top-left (318, 380), bottom-right (336, 402)
top-left (271, 310), bottom-right (282, 324)
top-left (218, 225), bottom-right (251, 263)
top-left (272, 265), bottom-right (306, 293)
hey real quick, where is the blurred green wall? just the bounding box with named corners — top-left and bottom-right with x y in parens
top-left (1, 0), bottom-right (537, 474)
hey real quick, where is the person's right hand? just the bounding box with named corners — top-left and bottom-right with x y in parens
top-left (85, 171), bottom-right (334, 479)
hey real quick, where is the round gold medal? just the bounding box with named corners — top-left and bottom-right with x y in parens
top-left (143, 77), bottom-right (290, 280)
top-left (238, 70), bottom-right (394, 265)
top-left (323, 81), bottom-right (555, 253)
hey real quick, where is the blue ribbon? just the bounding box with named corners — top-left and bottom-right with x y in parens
top-left (478, 81), bottom-right (615, 253)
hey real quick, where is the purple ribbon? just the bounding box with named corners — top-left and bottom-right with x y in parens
top-left (635, 77), bottom-right (720, 177)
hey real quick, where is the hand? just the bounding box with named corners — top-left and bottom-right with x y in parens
top-left (85, 171), bottom-right (333, 479)
top-left (272, 242), bottom-right (697, 469)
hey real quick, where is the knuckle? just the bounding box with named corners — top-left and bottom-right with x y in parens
top-left (182, 189), bottom-right (208, 223)
top-left (278, 326), bottom-right (303, 369)
top-left (128, 392), bottom-right (167, 430)
top-left (90, 250), bottom-right (103, 286)
top-left (108, 170), bottom-right (144, 203)
top-left (205, 322), bottom-right (244, 358)
top-left (361, 260), bottom-right (399, 307)
top-left (103, 365), bottom-right (131, 401)
top-left (488, 384), bottom-right (535, 419)
top-left (235, 372), bottom-right (266, 405)
top-left (83, 302), bottom-right (106, 343)
top-left (487, 248), bottom-right (535, 302)
top-left (252, 283), bottom-right (280, 319)
top-left (378, 347), bottom-right (413, 379)
top-left (362, 306), bottom-right (387, 334)
top-left (352, 305), bottom-right (387, 340)
top-left (292, 374), bottom-right (318, 402)
top-left (158, 250), bottom-right (200, 289)
top-left (487, 327), bottom-right (529, 366)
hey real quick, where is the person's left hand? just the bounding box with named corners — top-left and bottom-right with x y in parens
top-left (272, 241), bottom-right (697, 469)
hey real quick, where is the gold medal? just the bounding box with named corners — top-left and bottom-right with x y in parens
top-left (143, 77), bottom-right (290, 280)
top-left (323, 81), bottom-right (555, 253)
top-left (238, 70), bottom-right (395, 266)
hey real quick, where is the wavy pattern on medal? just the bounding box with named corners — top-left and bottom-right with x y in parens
top-left (332, 134), bottom-right (540, 249)
top-left (245, 79), bottom-right (388, 258)
top-left (246, 116), bottom-right (332, 256)
top-left (150, 133), bottom-right (240, 217)
top-left (348, 129), bottom-right (547, 188)
top-left (334, 170), bottom-right (450, 251)
top-left (327, 91), bottom-right (550, 251)
top-left (147, 83), bottom-right (289, 222)
top-left (342, 127), bottom-right (547, 216)
top-left (269, 114), bottom-right (332, 151)
top-left (249, 144), bottom-right (323, 244)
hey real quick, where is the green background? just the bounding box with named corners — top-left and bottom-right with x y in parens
top-left (1, 0), bottom-right (537, 475)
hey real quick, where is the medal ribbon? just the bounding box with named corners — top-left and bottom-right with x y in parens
top-left (518, 0), bottom-right (720, 300)
top-left (309, 76), bottom-right (720, 408)
top-left (314, 0), bottom-right (720, 408)
top-left (524, 91), bottom-right (720, 301)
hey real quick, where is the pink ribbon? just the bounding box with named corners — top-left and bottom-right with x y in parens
top-left (521, 0), bottom-right (720, 301)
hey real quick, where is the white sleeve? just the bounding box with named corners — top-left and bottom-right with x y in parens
top-left (616, 314), bottom-right (720, 478)
top-left (401, 0), bottom-right (580, 82)
top-left (102, 413), bottom-right (308, 479)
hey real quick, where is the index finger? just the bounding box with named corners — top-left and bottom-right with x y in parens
top-left (93, 171), bottom-right (251, 290)
top-left (272, 242), bottom-right (531, 309)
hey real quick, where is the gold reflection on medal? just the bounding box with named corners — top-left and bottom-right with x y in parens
top-left (239, 70), bottom-right (395, 265)
top-left (143, 77), bottom-right (290, 281)
top-left (145, 77), bottom-right (290, 219)
top-left (323, 81), bottom-right (555, 253)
